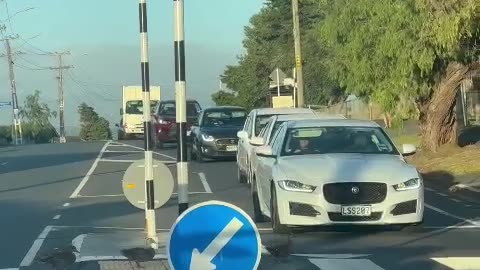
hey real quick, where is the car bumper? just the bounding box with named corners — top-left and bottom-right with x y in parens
top-left (125, 128), bottom-right (144, 134)
top-left (156, 130), bottom-right (192, 142)
top-left (275, 183), bottom-right (424, 226)
top-left (198, 144), bottom-right (237, 158)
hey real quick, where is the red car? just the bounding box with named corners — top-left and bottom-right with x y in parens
top-left (151, 99), bottom-right (202, 149)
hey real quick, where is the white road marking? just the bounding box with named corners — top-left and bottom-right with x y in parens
top-left (53, 225), bottom-right (273, 232)
top-left (20, 226), bottom-right (53, 266)
top-left (198, 172), bottom-right (213, 193)
top-left (76, 191), bottom-right (209, 198)
top-left (0, 162), bottom-right (7, 166)
top-left (425, 203), bottom-right (478, 225)
top-left (69, 141), bottom-right (110, 198)
top-left (119, 143), bottom-right (176, 160)
top-left (451, 198), bottom-right (461, 203)
top-left (432, 257), bottom-right (480, 270)
top-left (424, 225), bottom-right (480, 229)
top-left (53, 215), bottom-right (61, 220)
top-left (437, 192), bottom-right (449, 197)
top-left (309, 258), bottom-right (385, 270)
top-left (451, 183), bottom-right (480, 193)
top-left (63, 202), bottom-right (70, 207)
top-left (424, 187), bottom-right (435, 192)
top-left (104, 150), bottom-right (143, 153)
top-left (294, 254), bottom-right (369, 259)
top-left (0, 268), bottom-right (19, 270)
top-left (99, 159), bottom-right (139, 163)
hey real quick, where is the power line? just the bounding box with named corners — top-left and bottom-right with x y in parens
top-left (14, 53), bottom-right (50, 70)
top-left (2, 0), bottom-right (14, 34)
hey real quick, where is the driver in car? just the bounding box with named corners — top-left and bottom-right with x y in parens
top-left (292, 137), bottom-right (313, 154)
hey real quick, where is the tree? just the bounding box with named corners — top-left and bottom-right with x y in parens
top-left (19, 90), bottom-right (57, 143)
top-left (318, 0), bottom-right (480, 151)
top-left (78, 103), bottom-right (112, 141)
top-left (211, 0), bottom-right (343, 108)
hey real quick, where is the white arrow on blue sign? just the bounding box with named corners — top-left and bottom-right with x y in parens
top-left (168, 201), bottom-right (261, 270)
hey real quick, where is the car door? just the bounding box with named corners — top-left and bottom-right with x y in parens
top-left (191, 111), bottom-right (203, 151)
top-left (237, 112), bottom-right (253, 173)
top-left (257, 125), bottom-right (284, 214)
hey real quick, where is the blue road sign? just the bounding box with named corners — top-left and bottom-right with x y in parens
top-left (168, 201), bottom-right (261, 270)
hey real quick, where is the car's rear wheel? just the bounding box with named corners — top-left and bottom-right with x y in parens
top-left (237, 166), bottom-right (247, 183)
top-left (251, 177), bottom-right (265, 223)
top-left (270, 184), bottom-right (290, 234)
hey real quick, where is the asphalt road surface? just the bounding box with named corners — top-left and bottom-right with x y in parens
top-left (1, 140), bottom-right (480, 270)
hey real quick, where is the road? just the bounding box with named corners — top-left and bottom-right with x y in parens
top-left (1, 140), bottom-right (479, 269)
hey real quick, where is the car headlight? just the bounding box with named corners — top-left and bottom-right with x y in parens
top-left (278, 180), bottom-right (316, 193)
top-left (201, 134), bottom-right (215, 142)
top-left (393, 178), bottom-right (421, 191)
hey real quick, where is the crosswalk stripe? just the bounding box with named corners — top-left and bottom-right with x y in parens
top-left (308, 258), bottom-right (385, 270)
top-left (432, 257), bottom-right (480, 270)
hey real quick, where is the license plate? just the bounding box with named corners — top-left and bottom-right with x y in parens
top-left (341, 205), bottom-right (372, 216)
top-left (226, 145), bottom-right (238, 152)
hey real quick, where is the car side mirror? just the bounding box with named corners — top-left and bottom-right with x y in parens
top-left (250, 136), bottom-right (265, 146)
top-left (237, 130), bottom-right (248, 140)
top-left (256, 145), bottom-right (274, 158)
top-left (402, 144), bottom-right (417, 156)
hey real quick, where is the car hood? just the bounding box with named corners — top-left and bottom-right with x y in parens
top-left (200, 126), bottom-right (242, 138)
top-left (276, 154), bottom-right (419, 185)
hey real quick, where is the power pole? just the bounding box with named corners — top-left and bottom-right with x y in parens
top-left (174, 0), bottom-right (189, 215)
top-left (1, 35), bottom-right (23, 145)
top-left (49, 52), bottom-right (72, 143)
top-left (137, 0), bottom-right (158, 249)
top-left (292, 0), bottom-right (305, 107)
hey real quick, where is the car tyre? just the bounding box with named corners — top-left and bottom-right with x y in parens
top-left (237, 166), bottom-right (247, 184)
top-left (251, 177), bottom-right (265, 223)
top-left (270, 184), bottom-right (290, 234)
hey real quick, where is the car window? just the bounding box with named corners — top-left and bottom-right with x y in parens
top-left (159, 101), bottom-right (200, 117)
top-left (245, 114), bottom-right (253, 137)
top-left (281, 126), bottom-right (399, 156)
top-left (259, 118), bottom-right (273, 139)
top-left (254, 114), bottom-right (274, 137)
top-left (268, 120), bottom-right (286, 144)
top-left (270, 125), bottom-right (286, 155)
top-left (201, 110), bottom-right (247, 127)
top-left (126, 100), bottom-right (157, 115)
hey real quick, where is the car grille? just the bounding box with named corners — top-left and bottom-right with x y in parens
top-left (215, 138), bottom-right (238, 146)
top-left (328, 212), bottom-right (383, 222)
top-left (289, 202), bottom-right (320, 217)
top-left (323, 182), bottom-right (387, 204)
top-left (391, 200), bottom-right (417, 216)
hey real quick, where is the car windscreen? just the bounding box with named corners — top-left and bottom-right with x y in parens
top-left (158, 102), bottom-right (199, 117)
top-left (281, 126), bottom-right (399, 156)
top-left (125, 100), bottom-right (158, 115)
top-left (202, 110), bottom-right (247, 127)
top-left (254, 114), bottom-right (274, 136)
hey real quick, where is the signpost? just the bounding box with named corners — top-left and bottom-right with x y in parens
top-left (269, 68), bottom-right (287, 97)
top-left (122, 160), bottom-right (174, 210)
top-left (168, 201), bottom-right (261, 270)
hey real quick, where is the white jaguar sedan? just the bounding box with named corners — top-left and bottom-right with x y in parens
top-left (252, 119), bottom-right (424, 233)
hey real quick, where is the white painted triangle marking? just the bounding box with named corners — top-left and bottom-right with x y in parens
top-left (432, 257), bottom-right (480, 270)
top-left (309, 258), bottom-right (385, 270)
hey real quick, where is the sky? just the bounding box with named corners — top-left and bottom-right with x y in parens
top-left (0, 0), bottom-right (264, 134)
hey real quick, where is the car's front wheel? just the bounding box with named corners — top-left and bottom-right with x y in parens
top-left (237, 165), bottom-right (247, 184)
top-left (251, 177), bottom-right (265, 223)
top-left (270, 184), bottom-right (290, 234)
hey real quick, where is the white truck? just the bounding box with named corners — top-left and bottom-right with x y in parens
top-left (118, 85), bottom-right (161, 139)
